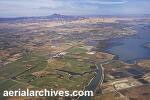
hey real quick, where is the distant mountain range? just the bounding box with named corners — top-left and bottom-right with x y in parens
top-left (0, 14), bottom-right (84, 23)
top-left (45, 13), bottom-right (83, 19)
top-left (84, 14), bottom-right (150, 18)
top-left (0, 13), bottom-right (150, 23)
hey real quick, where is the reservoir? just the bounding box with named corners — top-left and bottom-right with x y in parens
top-left (103, 25), bottom-right (150, 63)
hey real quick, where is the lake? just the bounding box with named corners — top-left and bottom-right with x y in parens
top-left (103, 25), bottom-right (150, 63)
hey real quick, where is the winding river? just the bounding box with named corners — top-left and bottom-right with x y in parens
top-left (78, 61), bottom-right (111, 100)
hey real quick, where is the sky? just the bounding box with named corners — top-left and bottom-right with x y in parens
top-left (0, 0), bottom-right (150, 17)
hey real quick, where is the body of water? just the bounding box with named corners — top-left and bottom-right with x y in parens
top-left (103, 25), bottom-right (150, 63)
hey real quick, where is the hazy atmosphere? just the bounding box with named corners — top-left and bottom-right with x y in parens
top-left (1, 0), bottom-right (150, 100)
top-left (0, 0), bottom-right (150, 17)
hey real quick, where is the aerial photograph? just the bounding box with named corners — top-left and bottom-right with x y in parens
top-left (0, 0), bottom-right (150, 100)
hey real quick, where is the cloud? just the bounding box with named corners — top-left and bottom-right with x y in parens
top-left (37, 0), bottom-right (128, 15)
top-left (86, 0), bottom-right (127, 5)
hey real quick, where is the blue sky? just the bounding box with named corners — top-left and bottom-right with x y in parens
top-left (0, 0), bottom-right (150, 17)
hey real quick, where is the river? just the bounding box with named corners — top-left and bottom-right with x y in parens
top-left (77, 61), bottom-right (111, 100)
